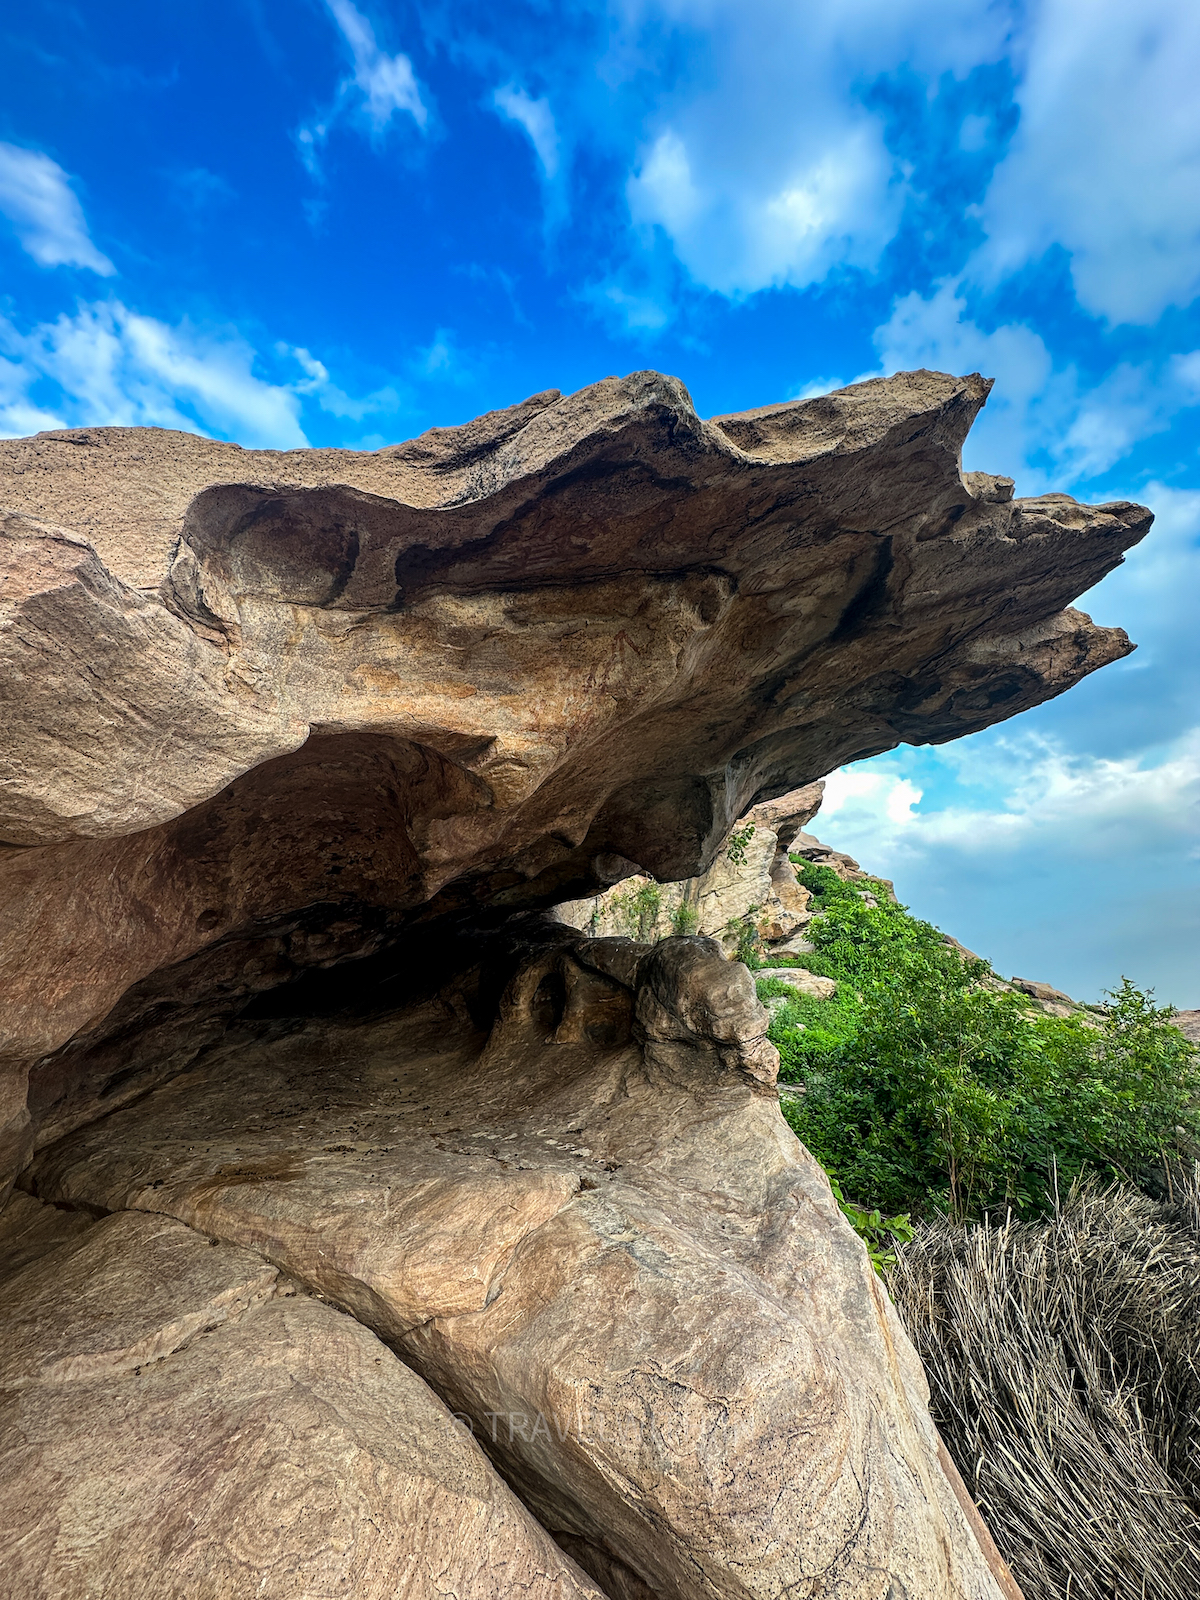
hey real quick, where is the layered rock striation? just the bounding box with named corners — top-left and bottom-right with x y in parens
top-left (1, 369), bottom-right (1147, 1176)
top-left (0, 367), bottom-right (1147, 1596)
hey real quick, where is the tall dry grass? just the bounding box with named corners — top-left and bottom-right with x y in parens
top-left (891, 1172), bottom-right (1200, 1600)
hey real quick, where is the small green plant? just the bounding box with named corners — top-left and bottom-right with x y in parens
top-left (610, 879), bottom-right (662, 941)
top-left (671, 901), bottom-right (700, 936)
top-left (726, 823), bottom-right (756, 865)
top-left (828, 1176), bottom-right (914, 1273)
top-left (726, 906), bottom-right (763, 967)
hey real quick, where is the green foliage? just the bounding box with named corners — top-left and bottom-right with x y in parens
top-left (828, 1176), bottom-right (914, 1274)
top-left (671, 901), bottom-right (700, 936)
top-left (765, 874), bottom-right (1200, 1223)
top-left (726, 823), bottom-right (756, 865)
top-left (610, 880), bottom-right (662, 941)
top-left (726, 906), bottom-right (763, 968)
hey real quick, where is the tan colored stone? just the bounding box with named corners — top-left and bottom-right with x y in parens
top-left (25, 930), bottom-right (1016, 1600)
top-left (0, 1190), bottom-right (93, 1281)
top-left (1, 371), bottom-right (1148, 1178)
top-left (557, 784), bottom-right (822, 949)
top-left (0, 1202), bottom-right (604, 1599)
top-left (760, 967), bottom-right (839, 1001)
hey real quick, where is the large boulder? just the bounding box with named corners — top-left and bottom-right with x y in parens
top-left (0, 365), bottom-right (1140, 1597)
top-left (1, 369), bottom-right (1147, 1175)
top-left (0, 1199), bottom-right (604, 1599)
top-left (19, 921), bottom-right (1019, 1599)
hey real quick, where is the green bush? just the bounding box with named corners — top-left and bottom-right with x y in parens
top-left (671, 901), bottom-right (700, 936)
top-left (610, 880), bottom-right (662, 941)
top-left (767, 870), bottom-right (1200, 1222)
top-left (725, 907), bottom-right (764, 968)
top-left (726, 823), bottom-right (756, 865)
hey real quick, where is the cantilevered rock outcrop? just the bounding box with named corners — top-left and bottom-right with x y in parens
top-left (0, 367), bottom-right (1143, 1598)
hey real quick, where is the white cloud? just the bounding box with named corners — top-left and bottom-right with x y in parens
top-left (0, 143), bottom-right (114, 275)
top-left (627, 108), bottom-right (897, 299)
top-left (870, 280), bottom-right (1200, 487)
top-left (493, 86), bottom-right (559, 179)
top-left (287, 344), bottom-right (401, 420)
top-left (0, 302), bottom-right (307, 448)
top-left (814, 731), bottom-right (1200, 1001)
top-left (599, 0), bottom-right (1200, 329)
top-left (612, 0), bottom-right (1011, 299)
top-left (325, 0), bottom-right (428, 132)
top-left (977, 0), bottom-right (1200, 324)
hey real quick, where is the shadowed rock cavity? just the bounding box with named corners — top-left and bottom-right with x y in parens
top-left (16, 918), bottom-right (1020, 1599)
top-left (0, 366), bottom-right (1139, 1595)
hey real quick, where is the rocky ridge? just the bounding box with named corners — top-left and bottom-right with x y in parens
top-left (0, 367), bottom-right (1146, 1597)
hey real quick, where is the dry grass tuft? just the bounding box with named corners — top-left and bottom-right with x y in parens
top-left (891, 1171), bottom-right (1200, 1600)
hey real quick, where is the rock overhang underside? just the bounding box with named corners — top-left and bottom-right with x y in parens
top-left (0, 366), bottom-right (1142, 1599)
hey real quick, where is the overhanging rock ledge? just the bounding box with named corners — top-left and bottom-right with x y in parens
top-left (0, 367), bottom-right (1145, 1599)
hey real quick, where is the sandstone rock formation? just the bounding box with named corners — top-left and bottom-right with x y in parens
top-left (556, 782), bottom-right (825, 948)
top-left (0, 365), bottom-right (1144, 1597)
top-left (0, 1201), bottom-right (605, 1599)
top-left (18, 919), bottom-right (1017, 1599)
top-left (1, 369), bottom-right (1148, 1179)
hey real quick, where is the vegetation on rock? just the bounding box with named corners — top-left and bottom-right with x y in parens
top-left (756, 862), bottom-right (1200, 1224)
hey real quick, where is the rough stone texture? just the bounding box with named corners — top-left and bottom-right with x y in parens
top-left (1, 369), bottom-right (1149, 1180)
top-left (761, 967), bottom-right (839, 1001)
top-left (1009, 978), bottom-right (1075, 1007)
top-left (0, 1189), bottom-right (93, 1281)
top-left (21, 924), bottom-right (1018, 1600)
top-left (1174, 1010), bottom-right (1200, 1044)
top-left (0, 1200), bottom-right (605, 1599)
top-left (0, 365), bottom-right (1145, 1599)
top-left (556, 783), bottom-right (825, 948)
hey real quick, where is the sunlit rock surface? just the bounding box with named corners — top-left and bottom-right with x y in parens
top-left (0, 365), bottom-right (1141, 1597)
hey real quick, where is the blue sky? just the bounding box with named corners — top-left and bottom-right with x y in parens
top-left (1, 0), bottom-right (1197, 1003)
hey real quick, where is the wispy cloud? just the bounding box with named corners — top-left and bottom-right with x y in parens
top-left (0, 302), bottom-right (306, 448)
top-left (492, 85), bottom-right (559, 179)
top-left (326, 0), bottom-right (428, 132)
top-left (286, 344), bottom-right (401, 420)
top-left (598, 0), bottom-right (1010, 308)
top-left (298, 3), bottom-right (431, 179)
top-left (976, 0), bottom-right (1200, 325)
top-left (869, 279), bottom-right (1200, 488)
top-left (816, 727), bottom-right (1200, 1001)
top-left (0, 143), bottom-right (114, 274)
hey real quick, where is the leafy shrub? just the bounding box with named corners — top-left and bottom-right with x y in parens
top-left (767, 872), bottom-right (1199, 1222)
top-left (725, 907), bottom-right (764, 968)
top-left (610, 880), bottom-right (662, 941)
top-left (671, 901), bottom-right (700, 936)
top-left (829, 1177), bottom-right (913, 1273)
top-left (726, 823), bottom-right (756, 865)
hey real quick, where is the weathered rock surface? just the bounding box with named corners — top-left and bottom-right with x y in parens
top-left (557, 783), bottom-right (825, 948)
top-left (21, 923), bottom-right (1017, 1599)
top-left (1, 369), bottom-right (1149, 1176)
top-left (0, 1200), bottom-right (605, 1599)
top-left (0, 365), bottom-right (1143, 1599)
top-left (762, 967), bottom-right (839, 1001)
top-left (1175, 1010), bottom-right (1200, 1044)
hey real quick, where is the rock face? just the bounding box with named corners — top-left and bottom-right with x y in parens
top-left (0, 1202), bottom-right (604, 1599)
top-left (556, 783), bottom-right (825, 948)
top-left (19, 920), bottom-right (1017, 1600)
top-left (0, 365), bottom-right (1143, 1597)
top-left (1, 369), bottom-right (1148, 1177)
